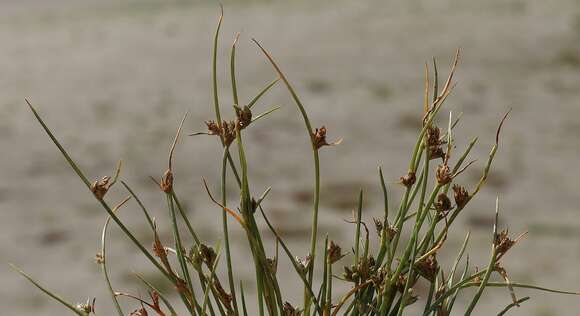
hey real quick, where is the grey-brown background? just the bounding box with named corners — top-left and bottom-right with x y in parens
top-left (2, 0), bottom-right (580, 315)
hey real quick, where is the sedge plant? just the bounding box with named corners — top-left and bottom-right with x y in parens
top-left (12, 9), bottom-right (580, 316)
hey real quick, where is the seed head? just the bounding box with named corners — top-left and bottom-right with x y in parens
top-left (95, 253), bottom-right (104, 264)
top-left (494, 229), bottom-right (526, 261)
top-left (426, 126), bottom-right (442, 147)
top-left (130, 307), bottom-right (148, 316)
top-left (452, 184), bottom-right (470, 209)
top-left (152, 236), bottom-right (167, 259)
top-left (159, 169), bottom-right (173, 193)
top-left (416, 255), bottom-right (438, 282)
top-left (342, 266), bottom-right (356, 282)
top-left (385, 225), bottom-right (398, 241)
top-left (313, 126), bottom-right (328, 149)
top-left (312, 125), bottom-right (342, 149)
top-left (436, 164), bottom-right (452, 185)
top-left (434, 193), bottom-right (452, 214)
top-left (283, 302), bottom-right (301, 316)
top-left (494, 230), bottom-right (514, 256)
top-left (205, 120), bottom-right (221, 135)
top-left (266, 257), bottom-right (278, 275)
top-left (395, 274), bottom-right (408, 293)
top-left (234, 105), bottom-right (252, 130)
top-left (428, 146), bottom-right (445, 160)
top-left (91, 176), bottom-right (111, 200)
top-left (199, 244), bottom-right (217, 266)
top-left (221, 120), bottom-right (236, 146)
top-left (296, 255), bottom-right (312, 274)
top-left (327, 240), bottom-right (344, 264)
top-left (76, 298), bottom-right (96, 314)
top-left (343, 256), bottom-right (376, 283)
top-left (400, 171), bottom-right (416, 187)
top-left (175, 278), bottom-right (189, 294)
top-left (213, 280), bottom-right (233, 308)
top-left (373, 218), bottom-right (384, 237)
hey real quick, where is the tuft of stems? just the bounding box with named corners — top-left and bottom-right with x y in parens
top-left (15, 9), bottom-right (580, 316)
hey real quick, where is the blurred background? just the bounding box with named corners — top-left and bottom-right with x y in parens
top-left (2, 0), bottom-right (580, 315)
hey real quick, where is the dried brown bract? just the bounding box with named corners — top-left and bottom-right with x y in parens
top-left (395, 274), bottom-right (408, 293)
top-left (452, 184), bottom-right (470, 209)
top-left (234, 105), bottom-right (252, 130)
top-left (266, 258), bottom-right (278, 275)
top-left (91, 176), bottom-right (111, 200)
top-left (313, 126), bottom-right (328, 149)
top-left (283, 302), bottom-right (301, 316)
top-left (400, 171), bottom-right (416, 187)
top-left (198, 120), bottom-right (236, 146)
top-left (373, 218), bottom-right (383, 237)
top-left (213, 280), bottom-right (233, 309)
top-left (327, 240), bottom-right (344, 264)
top-left (374, 219), bottom-right (398, 241)
top-left (152, 239), bottom-right (167, 259)
top-left (175, 278), bottom-right (189, 295)
top-left (436, 164), bottom-right (452, 185)
top-left (426, 125), bottom-right (446, 160)
top-left (312, 126), bottom-right (342, 150)
top-left (152, 229), bottom-right (173, 277)
top-left (434, 194), bottom-right (452, 215)
top-left (342, 266), bottom-right (355, 282)
top-left (76, 298), bottom-right (96, 315)
top-left (199, 244), bottom-right (217, 266)
top-left (159, 169), bottom-right (173, 193)
top-left (343, 256), bottom-right (376, 284)
top-left (429, 146), bottom-right (446, 160)
top-left (494, 229), bottom-right (527, 261)
top-left (221, 120), bottom-right (237, 146)
top-left (130, 306), bottom-right (148, 316)
top-left (296, 255), bottom-right (312, 274)
top-left (205, 120), bottom-right (222, 135)
top-left (426, 126), bottom-right (442, 147)
top-left (385, 225), bottom-right (398, 241)
top-left (95, 253), bottom-right (104, 264)
top-left (416, 255), bottom-right (438, 282)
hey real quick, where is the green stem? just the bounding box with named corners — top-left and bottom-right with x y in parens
top-left (26, 100), bottom-right (195, 313)
top-left (100, 205), bottom-right (126, 316)
top-left (221, 148), bottom-right (238, 315)
top-left (10, 264), bottom-right (88, 316)
top-left (252, 40), bottom-right (321, 313)
top-left (166, 193), bottom-right (196, 312)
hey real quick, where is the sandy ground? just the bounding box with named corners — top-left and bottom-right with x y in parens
top-left (2, 0), bottom-right (580, 315)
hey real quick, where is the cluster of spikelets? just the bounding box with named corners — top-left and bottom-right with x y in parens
top-left (12, 8), bottom-right (580, 316)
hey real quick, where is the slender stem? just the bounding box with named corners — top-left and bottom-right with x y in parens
top-left (166, 193), bottom-right (195, 307)
top-left (259, 206), bottom-right (323, 314)
top-left (9, 264), bottom-right (88, 316)
top-left (326, 252), bottom-right (333, 315)
top-left (354, 190), bottom-right (363, 265)
top-left (26, 100), bottom-right (195, 312)
top-left (230, 33), bottom-right (240, 106)
top-left (201, 245), bottom-right (222, 315)
top-left (465, 197), bottom-right (501, 315)
top-left (240, 282), bottom-right (249, 316)
top-left (121, 181), bottom-right (155, 230)
top-left (252, 40), bottom-right (321, 313)
top-left (221, 148), bottom-right (238, 315)
top-left (247, 78), bottom-right (280, 109)
top-left (170, 191), bottom-right (201, 245)
top-left (100, 197), bottom-right (131, 316)
top-left (212, 8), bottom-right (223, 126)
top-left (135, 273), bottom-right (179, 316)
